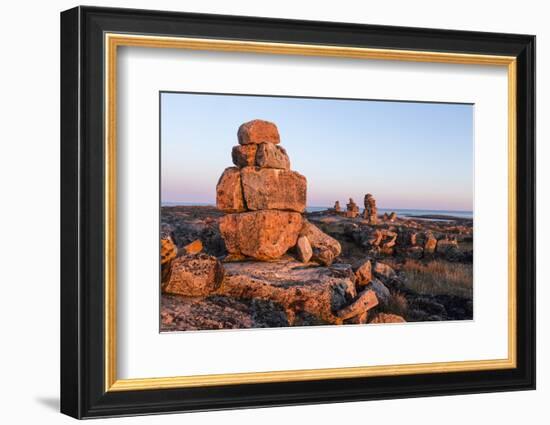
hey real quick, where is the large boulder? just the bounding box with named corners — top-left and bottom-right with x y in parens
top-left (300, 220), bottom-right (342, 266)
top-left (255, 143), bottom-right (290, 169)
top-left (231, 145), bottom-right (257, 168)
top-left (219, 210), bottom-right (303, 260)
top-left (220, 260), bottom-right (357, 324)
top-left (240, 167), bottom-right (306, 213)
top-left (237, 119), bottom-right (280, 145)
top-left (216, 167), bottom-right (246, 212)
top-left (163, 254), bottom-right (225, 297)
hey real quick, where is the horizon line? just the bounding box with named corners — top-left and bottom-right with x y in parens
top-left (161, 201), bottom-right (472, 213)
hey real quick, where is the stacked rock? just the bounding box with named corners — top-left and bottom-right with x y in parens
top-left (363, 193), bottom-right (378, 224)
top-left (216, 119), bottom-right (307, 260)
top-left (333, 201), bottom-right (341, 213)
top-left (346, 198), bottom-right (360, 218)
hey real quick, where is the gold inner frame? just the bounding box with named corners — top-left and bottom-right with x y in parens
top-left (104, 33), bottom-right (517, 392)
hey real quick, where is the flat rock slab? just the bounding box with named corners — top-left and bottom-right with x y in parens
top-left (160, 294), bottom-right (290, 331)
top-left (219, 260), bottom-right (357, 324)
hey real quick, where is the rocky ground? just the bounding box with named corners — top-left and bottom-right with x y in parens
top-left (160, 205), bottom-right (473, 331)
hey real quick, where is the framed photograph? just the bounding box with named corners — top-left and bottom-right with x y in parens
top-left (60, 6), bottom-right (535, 419)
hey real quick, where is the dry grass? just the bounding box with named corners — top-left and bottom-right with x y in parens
top-left (385, 291), bottom-right (409, 317)
top-left (399, 259), bottom-right (473, 299)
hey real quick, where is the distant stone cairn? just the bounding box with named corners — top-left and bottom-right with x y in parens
top-left (363, 193), bottom-right (378, 224)
top-left (346, 198), bottom-right (360, 218)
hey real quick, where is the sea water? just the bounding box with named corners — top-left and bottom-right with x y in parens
top-left (162, 202), bottom-right (473, 219)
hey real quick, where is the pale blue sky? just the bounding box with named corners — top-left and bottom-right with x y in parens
top-left (161, 92), bottom-right (473, 211)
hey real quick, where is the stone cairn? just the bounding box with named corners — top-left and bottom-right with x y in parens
top-left (346, 198), bottom-right (360, 218)
top-left (333, 200), bottom-right (341, 213)
top-left (363, 193), bottom-right (378, 224)
top-left (217, 119), bottom-right (341, 265)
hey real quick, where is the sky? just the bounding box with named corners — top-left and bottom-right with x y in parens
top-left (161, 92), bottom-right (473, 212)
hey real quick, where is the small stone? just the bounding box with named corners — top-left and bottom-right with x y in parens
top-left (216, 167), bottom-right (246, 212)
top-left (407, 246), bottom-right (424, 259)
top-left (336, 289), bottom-right (379, 320)
top-left (222, 253), bottom-right (248, 262)
top-left (344, 311), bottom-right (368, 324)
top-left (300, 220), bottom-right (342, 266)
top-left (368, 278), bottom-right (391, 305)
top-left (312, 247), bottom-right (335, 266)
top-left (436, 238), bottom-right (459, 254)
top-left (373, 262), bottom-right (396, 280)
top-left (424, 233), bottom-right (437, 254)
top-left (255, 143), bottom-right (290, 169)
top-left (295, 236), bottom-right (313, 263)
top-left (163, 254), bottom-right (225, 297)
top-left (369, 313), bottom-right (406, 324)
top-left (238, 119), bottom-right (280, 145)
top-left (182, 239), bottom-right (203, 255)
top-left (354, 259), bottom-right (372, 286)
top-left (232, 145), bottom-right (257, 168)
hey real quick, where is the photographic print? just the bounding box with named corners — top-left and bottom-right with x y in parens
top-left (160, 92), bottom-right (474, 332)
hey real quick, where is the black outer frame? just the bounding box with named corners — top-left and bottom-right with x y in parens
top-left (60, 6), bottom-right (536, 419)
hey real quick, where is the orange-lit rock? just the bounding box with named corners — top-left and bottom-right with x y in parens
top-left (163, 254), bottom-right (225, 296)
top-left (219, 210), bottom-right (302, 260)
top-left (424, 232), bottom-right (437, 254)
top-left (295, 235), bottom-right (313, 263)
top-left (369, 313), bottom-right (406, 324)
top-left (221, 260), bottom-right (356, 324)
top-left (231, 144), bottom-right (257, 168)
top-left (237, 119), bottom-right (280, 145)
top-left (160, 233), bottom-right (177, 283)
top-left (354, 259), bottom-right (372, 286)
top-left (182, 239), bottom-right (203, 255)
top-left (161, 234), bottom-right (177, 265)
top-left (299, 220), bottom-right (341, 266)
top-left (216, 167), bottom-right (246, 213)
top-left (240, 167), bottom-right (306, 213)
top-left (255, 143), bottom-right (290, 169)
top-left (336, 289), bottom-right (378, 320)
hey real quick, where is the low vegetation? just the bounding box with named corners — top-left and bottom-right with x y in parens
top-left (398, 259), bottom-right (473, 299)
top-left (384, 291), bottom-right (409, 317)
